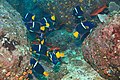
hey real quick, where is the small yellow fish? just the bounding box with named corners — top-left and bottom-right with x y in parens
top-left (56, 52), bottom-right (64, 58)
top-left (43, 71), bottom-right (49, 77)
top-left (32, 15), bottom-right (35, 20)
top-left (51, 15), bottom-right (55, 21)
top-left (41, 39), bottom-right (44, 45)
top-left (40, 26), bottom-right (45, 31)
top-left (73, 31), bottom-right (79, 38)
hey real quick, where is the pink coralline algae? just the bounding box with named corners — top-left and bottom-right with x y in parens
top-left (82, 14), bottom-right (120, 80)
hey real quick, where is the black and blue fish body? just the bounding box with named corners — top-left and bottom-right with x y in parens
top-left (40, 45), bottom-right (48, 55)
top-left (40, 17), bottom-right (47, 26)
top-left (49, 52), bottom-right (60, 65)
top-left (32, 62), bottom-right (45, 74)
top-left (30, 58), bottom-right (36, 65)
top-left (25, 22), bottom-right (33, 31)
top-left (40, 16), bottom-right (56, 31)
top-left (23, 13), bottom-right (35, 22)
top-left (25, 22), bottom-right (41, 32)
top-left (30, 22), bottom-right (41, 32)
top-left (31, 44), bottom-right (48, 56)
top-left (76, 21), bottom-right (96, 35)
top-left (30, 58), bottom-right (45, 74)
top-left (73, 6), bottom-right (84, 19)
top-left (76, 23), bottom-right (89, 35)
top-left (31, 44), bottom-right (41, 53)
top-left (82, 21), bottom-right (96, 30)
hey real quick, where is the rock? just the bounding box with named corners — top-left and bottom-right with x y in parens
top-left (82, 14), bottom-right (120, 80)
top-left (0, 0), bottom-right (30, 79)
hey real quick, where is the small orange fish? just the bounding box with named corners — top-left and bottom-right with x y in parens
top-left (90, 4), bottom-right (107, 16)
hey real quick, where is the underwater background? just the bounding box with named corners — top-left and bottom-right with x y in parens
top-left (0, 0), bottom-right (120, 80)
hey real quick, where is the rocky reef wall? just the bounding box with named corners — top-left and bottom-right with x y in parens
top-left (0, 0), bottom-right (30, 79)
top-left (82, 14), bottom-right (120, 80)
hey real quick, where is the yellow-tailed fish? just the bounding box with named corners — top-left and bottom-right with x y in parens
top-left (73, 31), bottom-right (79, 38)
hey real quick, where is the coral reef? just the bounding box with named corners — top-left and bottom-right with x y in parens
top-left (82, 14), bottom-right (120, 80)
top-left (0, 0), bottom-right (30, 79)
top-left (1, 0), bottom-right (120, 80)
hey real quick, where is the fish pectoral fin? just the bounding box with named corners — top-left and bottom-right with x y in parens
top-left (85, 26), bottom-right (89, 29)
top-left (32, 15), bottom-right (35, 20)
top-left (46, 22), bottom-right (50, 27)
top-left (41, 39), bottom-right (44, 45)
top-left (43, 71), bottom-right (49, 77)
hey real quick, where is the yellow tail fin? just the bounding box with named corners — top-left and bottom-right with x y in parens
top-left (51, 15), bottom-right (55, 21)
top-left (60, 52), bottom-right (64, 57)
top-left (73, 31), bottom-right (79, 38)
top-left (40, 26), bottom-right (45, 31)
top-left (43, 71), bottom-right (49, 77)
top-left (32, 15), bottom-right (35, 20)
